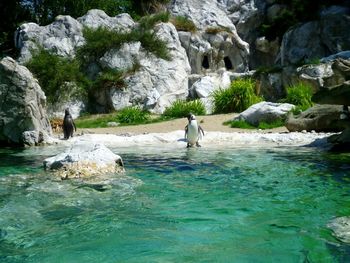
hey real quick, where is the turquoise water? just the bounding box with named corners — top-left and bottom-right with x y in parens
top-left (0, 145), bottom-right (350, 262)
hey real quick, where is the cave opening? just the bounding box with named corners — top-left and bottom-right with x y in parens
top-left (202, 55), bottom-right (209, 69)
top-left (224, 56), bottom-right (233, 70)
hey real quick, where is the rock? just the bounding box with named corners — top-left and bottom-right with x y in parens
top-left (0, 57), bottom-right (52, 146)
top-left (107, 122), bottom-right (119, 127)
top-left (189, 70), bottom-right (231, 99)
top-left (327, 216), bottom-right (350, 244)
top-left (22, 131), bottom-right (44, 146)
top-left (328, 128), bottom-right (350, 152)
top-left (169, 0), bottom-right (250, 74)
top-left (320, 51), bottom-right (350, 63)
top-left (43, 142), bottom-right (124, 179)
top-left (280, 11), bottom-right (350, 67)
top-left (46, 82), bottom-right (86, 119)
top-left (15, 16), bottom-right (85, 64)
top-left (313, 81), bottom-right (350, 106)
top-left (77, 10), bottom-right (135, 31)
top-left (106, 22), bottom-right (191, 113)
top-left (285, 104), bottom-right (346, 132)
top-left (233, 101), bottom-right (294, 126)
top-left (255, 72), bottom-right (284, 102)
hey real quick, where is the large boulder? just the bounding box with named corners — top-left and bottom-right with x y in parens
top-left (285, 105), bottom-right (346, 132)
top-left (44, 142), bottom-right (124, 180)
top-left (233, 101), bottom-right (294, 126)
top-left (0, 57), bottom-right (52, 146)
top-left (280, 8), bottom-right (350, 67)
top-left (15, 16), bottom-right (85, 64)
top-left (313, 80), bottom-right (350, 106)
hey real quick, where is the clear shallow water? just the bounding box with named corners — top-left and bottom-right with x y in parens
top-left (0, 145), bottom-right (350, 262)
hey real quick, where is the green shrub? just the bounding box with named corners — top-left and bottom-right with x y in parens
top-left (282, 82), bottom-right (313, 111)
top-left (77, 24), bottom-right (171, 63)
top-left (212, 78), bottom-right (262, 113)
top-left (162, 99), bottom-right (206, 118)
top-left (116, 106), bottom-right (150, 124)
top-left (138, 31), bottom-right (171, 60)
top-left (26, 48), bottom-right (89, 104)
top-left (138, 11), bottom-right (170, 30)
top-left (94, 69), bottom-right (125, 89)
top-left (171, 16), bottom-right (197, 33)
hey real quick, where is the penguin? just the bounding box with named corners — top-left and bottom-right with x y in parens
top-left (63, 108), bottom-right (76, 139)
top-left (184, 113), bottom-right (204, 148)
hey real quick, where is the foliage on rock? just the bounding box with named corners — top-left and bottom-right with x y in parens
top-left (170, 16), bottom-right (197, 33)
top-left (212, 79), bottom-right (262, 113)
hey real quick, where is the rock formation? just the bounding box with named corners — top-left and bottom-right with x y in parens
top-left (233, 101), bottom-right (294, 126)
top-left (285, 105), bottom-right (346, 132)
top-left (43, 142), bottom-right (124, 180)
top-left (0, 57), bottom-right (52, 146)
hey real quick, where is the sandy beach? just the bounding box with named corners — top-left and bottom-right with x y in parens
top-left (77, 114), bottom-right (289, 136)
top-left (46, 113), bottom-right (333, 149)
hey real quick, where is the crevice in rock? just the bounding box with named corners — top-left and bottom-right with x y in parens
top-left (224, 56), bottom-right (233, 70)
top-left (202, 55), bottom-right (209, 69)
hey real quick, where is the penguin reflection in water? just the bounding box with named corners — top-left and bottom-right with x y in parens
top-left (185, 113), bottom-right (204, 148)
top-left (63, 108), bottom-right (76, 139)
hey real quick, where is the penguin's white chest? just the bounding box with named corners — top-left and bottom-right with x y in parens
top-left (187, 121), bottom-right (199, 144)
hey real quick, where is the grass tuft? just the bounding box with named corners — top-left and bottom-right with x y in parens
top-left (280, 82), bottom-right (313, 112)
top-left (212, 78), bottom-right (262, 114)
top-left (171, 16), bottom-right (197, 33)
top-left (162, 99), bottom-right (206, 118)
top-left (205, 26), bottom-right (232, 35)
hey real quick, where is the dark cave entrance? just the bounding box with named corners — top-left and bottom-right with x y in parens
top-left (202, 55), bottom-right (209, 69)
top-left (224, 56), bottom-right (233, 70)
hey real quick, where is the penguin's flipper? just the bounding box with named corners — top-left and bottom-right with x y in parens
top-left (184, 125), bottom-right (188, 139)
top-left (198, 125), bottom-right (204, 137)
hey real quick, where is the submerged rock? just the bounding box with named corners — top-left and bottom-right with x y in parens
top-left (43, 142), bottom-right (124, 180)
top-left (328, 216), bottom-right (350, 244)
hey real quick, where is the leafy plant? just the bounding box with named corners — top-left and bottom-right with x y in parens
top-left (171, 16), bottom-right (197, 33)
top-left (116, 106), bottom-right (150, 124)
top-left (26, 48), bottom-right (89, 104)
top-left (212, 78), bottom-right (262, 114)
top-left (162, 99), bottom-right (206, 118)
top-left (281, 82), bottom-right (313, 111)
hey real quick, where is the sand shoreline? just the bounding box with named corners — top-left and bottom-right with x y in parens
top-left (50, 114), bottom-right (334, 149)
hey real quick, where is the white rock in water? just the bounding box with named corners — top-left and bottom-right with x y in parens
top-left (328, 216), bottom-right (350, 243)
top-left (43, 142), bottom-right (124, 179)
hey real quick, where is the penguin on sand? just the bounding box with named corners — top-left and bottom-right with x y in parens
top-left (63, 108), bottom-right (76, 139)
top-left (185, 113), bottom-right (204, 148)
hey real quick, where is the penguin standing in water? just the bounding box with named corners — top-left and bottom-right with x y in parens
top-left (63, 108), bottom-right (76, 139)
top-left (185, 113), bottom-right (204, 148)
